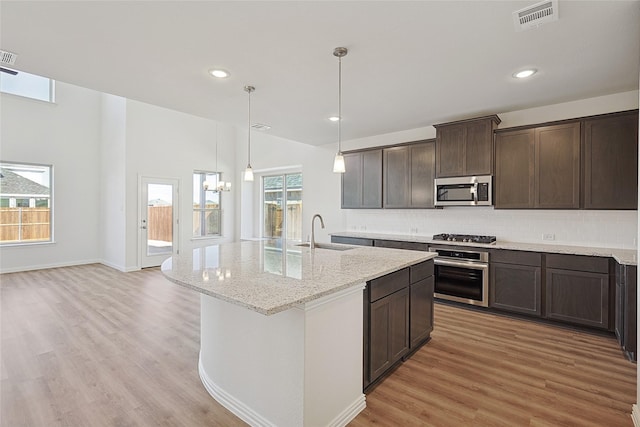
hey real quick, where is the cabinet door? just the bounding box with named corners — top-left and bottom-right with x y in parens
top-left (341, 153), bottom-right (362, 208)
top-left (615, 263), bottom-right (625, 345)
top-left (495, 129), bottom-right (535, 208)
top-left (583, 111), bottom-right (639, 210)
top-left (341, 150), bottom-right (382, 209)
top-left (410, 142), bottom-right (436, 208)
top-left (490, 263), bottom-right (541, 316)
top-left (383, 146), bottom-right (410, 208)
top-left (362, 150), bottom-right (383, 208)
top-left (465, 120), bottom-right (493, 175)
top-left (535, 123), bottom-right (580, 209)
top-left (545, 268), bottom-right (609, 329)
top-left (624, 266), bottom-right (637, 359)
top-left (436, 124), bottom-right (465, 177)
top-left (368, 288), bottom-right (409, 383)
top-left (410, 276), bottom-right (434, 348)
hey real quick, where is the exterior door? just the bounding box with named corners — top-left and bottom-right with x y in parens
top-left (140, 177), bottom-right (179, 268)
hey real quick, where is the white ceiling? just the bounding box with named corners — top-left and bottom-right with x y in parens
top-left (1, 1), bottom-right (638, 146)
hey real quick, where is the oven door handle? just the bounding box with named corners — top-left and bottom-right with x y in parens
top-left (434, 258), bottom-right (488, 270)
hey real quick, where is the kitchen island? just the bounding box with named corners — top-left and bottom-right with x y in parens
top-left (161, 239), bottom-right (435, 427)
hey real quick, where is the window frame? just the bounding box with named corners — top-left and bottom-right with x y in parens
top-left (192, 170), bottom-right (222, 238)
top-left (0, 161), bottom-right (54, 246)
top-left (0, 68), bottom-right (56, 103)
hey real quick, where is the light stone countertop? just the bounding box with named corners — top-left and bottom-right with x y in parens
top-left (331, 231), bottom-right (638, 266)
top-left (161, 239), bottom-right (436, 316)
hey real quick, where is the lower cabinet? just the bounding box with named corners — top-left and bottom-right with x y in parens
top-left (615, 263), bottom-right (637, 361)
top-left (545, 254), bottom-right (610, 330)
top-left (410, 276), bottom-right (435, 348)
top-left (490, 250), bottom-right (542, 317)
top-left (364, 259), bottom-right (434, 391)
top-left (330, 235), bottom-right (373, 246)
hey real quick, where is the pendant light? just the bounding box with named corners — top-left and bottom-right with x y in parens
top-left (244, 85), bottom-right (255, 182)
top-left (332, 47), bottom-right (348, 173)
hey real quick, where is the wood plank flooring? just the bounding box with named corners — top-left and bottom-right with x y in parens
top-left (1, 264), bottom-right (636, 426)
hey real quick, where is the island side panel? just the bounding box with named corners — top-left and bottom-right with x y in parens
top-left (303, 283), bottom-right (366, 427)
top-left (199, 294), bottom-right (305, 427)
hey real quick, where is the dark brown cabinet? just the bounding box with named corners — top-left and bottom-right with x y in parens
top-left (495, 122), bottom-right (580, 209)
top-left (330, 235), bottom-right (373, 246)
top-left (341, 149), bottom-right (383, 209)
top-left (374, 239), bottom-right (428, 251)
top-left (410, 276), bottom-right (434, 348)
top-left (364, 259), bottom-right (434, 391)
top-left (583, 110), bottom-right (639, 210)
top-left (495, 129), bottom-right (535, 208)
top-left (615, 263), bottom-right (636, 361)
top-left (490, 250), bottom-right (542, 317)
top-left (383, 140), bottom-right (435, 208)
top-left (434, 115), bottom-right (500, 178)
top-left (545, 254), bottom-right (610, 330)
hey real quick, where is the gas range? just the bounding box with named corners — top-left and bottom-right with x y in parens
top-left (432, 233), bottom-right (496, 245)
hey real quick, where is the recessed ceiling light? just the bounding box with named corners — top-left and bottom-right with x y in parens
top-left (209, 69), bottom-right (230, 79)
top-left (328, 116), bottom-right (340, 122)
top-left (513, 69), bottom-right (537, 79)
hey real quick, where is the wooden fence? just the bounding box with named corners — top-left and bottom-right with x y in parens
top-left (0, 208), bottom-right (51, 242)
top-left (264, 203), bottom-right (302, 240)
top-left (148, 205), bottom-right (173, 242)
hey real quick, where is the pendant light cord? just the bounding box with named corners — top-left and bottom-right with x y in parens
top-left (338, 55), bottom-right (342, 154)
top-left (247, 89), bottom-right (252, 166)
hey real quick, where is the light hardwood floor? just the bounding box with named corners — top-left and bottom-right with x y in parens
top-left (1, 264), bottom-right (636, 426)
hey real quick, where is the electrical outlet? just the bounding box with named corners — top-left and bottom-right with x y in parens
top-left (410, 227), bottom-right (418, 234)
top-left (542, 233), bottom-right (555, 241)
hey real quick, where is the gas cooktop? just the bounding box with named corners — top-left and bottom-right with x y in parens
top-left (432, 233), bottom-right (497, 244)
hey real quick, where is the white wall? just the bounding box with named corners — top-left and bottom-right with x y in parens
top-left (123, 99), bottom-right (237, 270)
top-left (1, 82), bottom-right (239, 273)
top-left (0, 83), bottom-right (103, 272)
top-left (342, 91), bottom-right (640, 249)
top-left (237, 129), bottom-right (341, 244)
top-left (100, 94), bottom-right (127, 270)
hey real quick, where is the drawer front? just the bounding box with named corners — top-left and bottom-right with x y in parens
top-left (369, 268), bottom-right (410, 302)
top-left (330, 236), bottom-right (374, 246)
top-left (374, 239), bottom-right (428, 251)
top-left (546, 253), bottom-right (609, 274)
top-left (410, 260), bottom-right (434, 284)
top-left (491, 250), bottom-right (541, 267)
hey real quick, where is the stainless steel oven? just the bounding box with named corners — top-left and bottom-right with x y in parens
top-left (428, 247), bottom-right (489, 307)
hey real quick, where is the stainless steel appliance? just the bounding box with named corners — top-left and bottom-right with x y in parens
top-left (429, 245), bottom-right (490, 307)
top-left (434, 175), bottom-right (492, 206)
top-left (432, 233), bottom-right (496, 244)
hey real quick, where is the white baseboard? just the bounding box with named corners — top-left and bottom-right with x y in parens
top-left (326, 394), bottom-right (366, 427)
top-left (632, 404), bottom-right (640, 427)
top-left (198, 355), bottom-right (276, 427)
top-left (0, 259), bottom-right (101, 274)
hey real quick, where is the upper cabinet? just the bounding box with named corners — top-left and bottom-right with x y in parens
top-left (583, 110), bottom-right (639, 210)
top-left (341, 149), bottom-right (383, 209)
top-left (383, 140), bottom-right (436, 209)
top-left (535, 122), bottom-right (581, 209)
top-left (495, 121), bottom-right (581, 209)
top-left (495, 110), bottom-right (638, 210)
top-left (434, 115), bottom-right (501, 178)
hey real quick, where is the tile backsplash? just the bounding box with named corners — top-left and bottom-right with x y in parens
top-left (345, 208), bottom-right (638, 249)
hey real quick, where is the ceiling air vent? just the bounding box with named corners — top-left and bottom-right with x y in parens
top-left (0, 50), bottom-right (18, 66)
top-left (513, 0), bottom-right (558, 32)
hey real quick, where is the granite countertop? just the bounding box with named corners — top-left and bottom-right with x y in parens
top-left (331, 231), bottom-right (638, 266)
top-left (161, 239), bottom-right (436, 316)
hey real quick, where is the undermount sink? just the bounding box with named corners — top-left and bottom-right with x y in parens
top-left (296, 242), bottom-right (353, 251)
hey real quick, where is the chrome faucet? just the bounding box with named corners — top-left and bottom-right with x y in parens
top-left (310, 214), bottom-right (325, 249)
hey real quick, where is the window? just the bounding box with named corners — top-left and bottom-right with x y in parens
top-left (0, 162), bottom-right (53, 245)
top-left (193, 171), bottom-right (222, 237)
top-left (0, 68), bottom-right (55, 102)
top-left (263, 173), bottom-right (302, 241)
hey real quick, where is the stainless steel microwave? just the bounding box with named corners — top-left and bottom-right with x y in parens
top-left (434, 175), bottom-right (492, 206)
